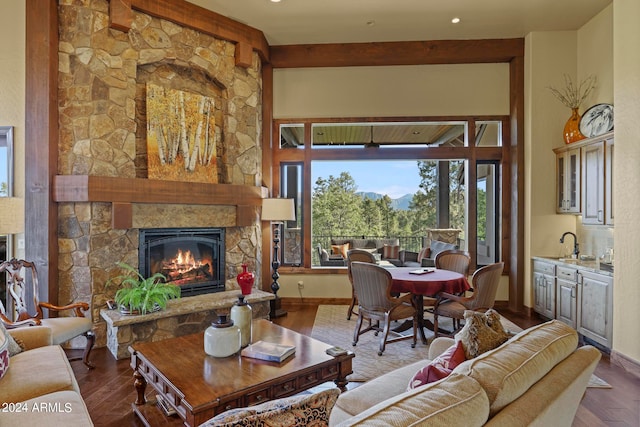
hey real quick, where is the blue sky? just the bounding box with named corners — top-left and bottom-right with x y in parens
top-left (311, 160), bottom-right (421, 199)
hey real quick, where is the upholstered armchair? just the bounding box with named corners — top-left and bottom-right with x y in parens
top-left (0, 259), bottom-right (95, 368)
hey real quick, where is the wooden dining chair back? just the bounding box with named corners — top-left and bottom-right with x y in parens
top-left (432, 262), bottom-right (504, 337)
top-left (434, 249), bottom-right (471, 277)
top-left (346, 249), bottom-right (378, 320)
top-left (0, 258), bottom-right (95, 368)
top-left (350, 261), bottom-right (417, 355)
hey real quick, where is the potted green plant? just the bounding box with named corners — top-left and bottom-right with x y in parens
top-left (109, 262), bottom-right (181, 315)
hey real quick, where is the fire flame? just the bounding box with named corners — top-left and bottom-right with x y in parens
top-left (171, 249), bottom-right (203, 273)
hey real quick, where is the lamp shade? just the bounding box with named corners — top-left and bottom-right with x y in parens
top-left (0, 197), bottom-right (24, 234)
top-left (261, 198), bottom-right (295, 222)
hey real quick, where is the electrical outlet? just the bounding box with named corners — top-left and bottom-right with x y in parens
top-left (297, 280), bottom-right (304, 289)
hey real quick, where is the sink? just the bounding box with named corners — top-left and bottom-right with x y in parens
top-left (558, 258), bottom-right (578, 263)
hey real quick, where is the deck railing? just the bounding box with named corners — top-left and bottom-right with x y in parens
top-left (313, 235), bottom-right (424, 264)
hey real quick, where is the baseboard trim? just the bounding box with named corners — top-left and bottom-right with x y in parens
top-left (281, 297), bottom-right (351, 306)
top-left (611, 349), bottom-right (640, 380)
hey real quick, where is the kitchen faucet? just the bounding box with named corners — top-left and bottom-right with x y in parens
top-left (560, 232), bottom-right (580, 258)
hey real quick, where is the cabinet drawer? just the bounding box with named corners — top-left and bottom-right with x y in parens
top-left (273, 379), bottom-right (297, 398)
top-left (533, 261), bottom-right (555, 275)
top-left (298, 370), bottom-right (320, 388)
top-left (557, 266), bottom-right (578, 281)
top-left (246, 387), bottom-right (271, 406)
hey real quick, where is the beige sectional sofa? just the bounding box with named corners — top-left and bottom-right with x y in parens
top-left (329, 319), bottom-right (601, 426)
top-left (0, 326), bottom-right (93, 426)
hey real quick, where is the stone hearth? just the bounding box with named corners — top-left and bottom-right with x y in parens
top-left (101, 290), bottom-right (274, 359)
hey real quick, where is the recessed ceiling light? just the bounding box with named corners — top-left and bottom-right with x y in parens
top-left (451, 17), bottom-right (461, 24)
top-left (270, 0), bottom-right (281, 3)
top-left (366, 20), bottom-right (376, 27)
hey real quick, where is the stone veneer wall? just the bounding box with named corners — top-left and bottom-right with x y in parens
top-left (57, 0), bottom-right (263, 348)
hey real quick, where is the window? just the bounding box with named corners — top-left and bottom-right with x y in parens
top-left (273, 118), bottom-right (508, 272)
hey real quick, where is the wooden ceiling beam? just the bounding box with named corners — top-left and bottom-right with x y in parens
top-left (270, 39), bottom-right (524, 68)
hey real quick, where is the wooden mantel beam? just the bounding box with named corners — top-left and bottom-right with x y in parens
top-left (53, 175), bottom-right (267, 206)
top-left (53, 176), bottom-right (268, 229)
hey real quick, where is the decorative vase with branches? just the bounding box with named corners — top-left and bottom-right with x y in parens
top-left (548, 74), bottom-right (597, 144)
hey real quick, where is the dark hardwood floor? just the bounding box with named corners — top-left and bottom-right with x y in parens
top-left (69, 302), bottom-right (640, 427)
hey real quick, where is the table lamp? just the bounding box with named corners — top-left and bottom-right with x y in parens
top-left (261, 198), bottom-right (295, 319)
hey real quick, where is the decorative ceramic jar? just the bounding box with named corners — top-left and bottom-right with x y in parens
top-left (230, 295), bottom-right (252, 347)
top-left (563, 107), bottom-right (586, 144)
top-left (204, 315), bottom-right (241, 357)
top-left (236, 264), bottom-right (255, 295)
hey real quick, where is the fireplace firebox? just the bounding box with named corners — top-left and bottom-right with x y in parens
top-left (139, 228), bottom-right (225, 297)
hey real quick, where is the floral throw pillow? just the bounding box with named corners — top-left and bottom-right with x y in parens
top-left (0, 325), bottom-right (9, 379)
top-left (0, 321), bottom-right (23, 357)
top-left (456, 309), bottom-right (510, 359)
top-left (407, 341), bottom-right (466, 390)
top-left (201, 388), bottom-right (340, 427)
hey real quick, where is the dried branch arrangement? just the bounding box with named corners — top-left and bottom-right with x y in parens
top-left (547, 74), bottom-right (597, 109)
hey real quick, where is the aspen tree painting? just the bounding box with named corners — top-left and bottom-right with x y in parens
top-left (146, 83), bottom-right (218, 183)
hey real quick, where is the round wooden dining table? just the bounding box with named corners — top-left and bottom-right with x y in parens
top-left (388, 267), bottom-right (471, 344)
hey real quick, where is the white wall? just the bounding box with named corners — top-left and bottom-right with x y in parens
top-left (612, 0), bottom-right (640, 366)
top-left (273, 63), bottom-right (511, 300)
top-left (274, 64), bottom-right (510, 118)
top-left (0, 0), bottom-right (25, 258)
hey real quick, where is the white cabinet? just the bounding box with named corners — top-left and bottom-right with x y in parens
top-left (553, 132), bottom-right (613, 223)
top-left (533, 260), bottom-right (555, 319)
top-left (605, 138), bottom-right (614, 225)
top-left (582, 141), bottom-right (605, 225)
top-left (555, 266), bottom-right (578, 329)
top-left (532, 258), bottom-right (613, 349)
top-left (578, 270), bottom-right (613, 348)
top-left (555, 147), bottom-right (581, 214)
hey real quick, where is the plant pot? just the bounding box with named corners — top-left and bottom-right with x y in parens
top-left (119, 303), bottom-right (162, 315)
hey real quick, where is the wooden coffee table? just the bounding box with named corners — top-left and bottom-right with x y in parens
top-left (129, 319), bottom-right (354, 427)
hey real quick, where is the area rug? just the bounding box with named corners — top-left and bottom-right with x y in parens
top-left (310, 304), bottom-right (521, 382)
top-left (587, 374), bottom-right (612, 389)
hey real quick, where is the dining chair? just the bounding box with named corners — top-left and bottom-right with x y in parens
top-left (0, 258), bottom-right (95, 368)
top-left (432, 262), bottom-right (504, 338)
top-left (346, 249), bottom-right (378, 320)
top-left (350, 261), bottom-right (417, 355)
top-left (434, 249), bottom-right (471, 277)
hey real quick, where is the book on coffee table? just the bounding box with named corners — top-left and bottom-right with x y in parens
top-left (241, 340), bottom-right (296, 362)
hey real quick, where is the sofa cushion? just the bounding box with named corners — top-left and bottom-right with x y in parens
top-left (456, 309), bottom-right (510, 359)
top-left (201, 388), bottom-right (340, 427)
top-left (0, 345), bottom-right (80, 404)
top-left (331, 359), bottom-right (429, 422)
top-left (452, 319), bottom-right (579, 417)
top-left (429, 239), bottom-right (457, 259)
top-left (1, 390), bottom-right (94, 426)
top-left (382, 244), bottom-right (399, 260)
top-left (407, 341), bottom-right (466, 389)
top-left (334, 373), bottom-right (489, 427)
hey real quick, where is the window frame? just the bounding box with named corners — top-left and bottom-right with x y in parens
top-left (271, 116), bottom-right (510, 274)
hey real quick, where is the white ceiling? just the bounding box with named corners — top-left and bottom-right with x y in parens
top-left (187, 0), bottom-right (612, 45)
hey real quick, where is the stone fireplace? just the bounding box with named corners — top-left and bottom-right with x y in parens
top-left (139, 227), bottom-right (226, 297)
top-left (55, 1), bottom-right (268, 351)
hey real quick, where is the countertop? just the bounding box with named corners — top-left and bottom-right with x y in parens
top-left (532, 256), bottom-right (613, 277)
